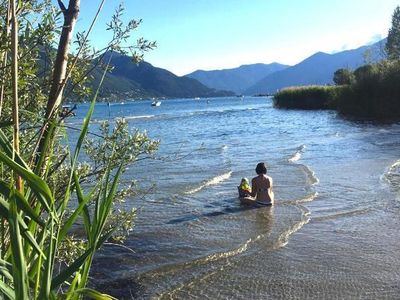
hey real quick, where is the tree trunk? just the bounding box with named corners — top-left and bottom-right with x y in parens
top-left (46, 0), bottom-right (80, 119)
top-left (34, 0), bottom-right (80, 172)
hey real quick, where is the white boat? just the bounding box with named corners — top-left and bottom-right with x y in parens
top-left (151, 101), bottom-right (161, 107)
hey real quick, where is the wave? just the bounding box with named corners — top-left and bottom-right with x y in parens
top-left (184, 171), bottom-right (232, 195)
top-left (274, 206), bottom-right (310, 249)
top-left (288, 145), bottom-right (306, 162)
top-left (296, 191), bottom-right (319, 203)
top-left (299, 164), bottom-right (320, 186)
top-left (382, 159), bottom-right (400, 197)
top-left (175, 107), bottom-right (264, 121)
top-left (312, 207), bottom-right (372, 222)
top-left (123, 115), bottom-right (155, 120)
top-left (278, 191), bottom-right (318, 205)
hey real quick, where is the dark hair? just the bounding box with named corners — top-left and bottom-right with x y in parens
top-left (256, 162), bottom-right (267, 175)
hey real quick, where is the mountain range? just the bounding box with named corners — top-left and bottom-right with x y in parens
top-left (186, 63), bottom-right (289, 94)
top-left (185, 39), bottom-right (386, 95)
top-left (81, 39), bottom-right (386, 100)
top-left (91, 52), bottom-right (234, 100)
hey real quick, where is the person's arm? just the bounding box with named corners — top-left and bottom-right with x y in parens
top-left (268, 177), bottom-right (274, 202)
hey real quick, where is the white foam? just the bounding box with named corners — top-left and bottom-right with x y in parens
top-left (185, 171), bottom-right (232, 195)
top-left (297, 191), bottom-right (319, 203)
top-left (389, 160), bottom-right (400, 170)
top-left (382, 160), bottom-right (400, 196)
top-left (288, 152), bottom-right (301, 162)
top-left (302, 164), bottom-right (320, 186)
top-left (123, 115), bottom-right (155, 120)
top-left (288, 145), bottom-right (306, 162)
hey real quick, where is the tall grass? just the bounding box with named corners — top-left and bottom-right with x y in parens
top-left (273, 85), bottom-right (342, 110)
top-left (0, 58), bottom-right (118, 299)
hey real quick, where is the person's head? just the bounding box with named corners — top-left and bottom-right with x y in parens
top-left (255, 162), bottom-right (267, 175)
top-left (241, 177), bottom-right (249, 185)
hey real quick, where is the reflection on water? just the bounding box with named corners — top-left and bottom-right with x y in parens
top-left (70, 97), bottom-right (400, 299)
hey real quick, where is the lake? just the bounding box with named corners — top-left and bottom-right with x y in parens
top-left (69, 97), bottom-right (400, 299)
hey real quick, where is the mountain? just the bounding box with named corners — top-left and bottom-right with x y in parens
top-left (94, 52), bottom-right (234, 100)
top-left (245, 39), bottom-right (386, 95)
top-left (185, 63), bottom-right (289, 94)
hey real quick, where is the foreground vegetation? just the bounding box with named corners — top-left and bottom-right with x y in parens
top-left (0, 1), bottom-right (158, 299)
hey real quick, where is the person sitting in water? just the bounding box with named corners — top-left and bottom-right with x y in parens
top-left (238, 177), bottom-right (251, 198)
top-left (239, 162), bottom-right (274, 205)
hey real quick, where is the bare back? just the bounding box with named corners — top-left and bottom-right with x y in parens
top-left (251, 174), bottom-right (274, 204)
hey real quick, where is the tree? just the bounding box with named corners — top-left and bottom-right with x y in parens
top-left (386, 6), bottom-right (400, 60)
top-left (333, 68), bottom-right (355, 85)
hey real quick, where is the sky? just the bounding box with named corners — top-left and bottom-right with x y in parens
top-left (72, 0), bottom-right (399, 75)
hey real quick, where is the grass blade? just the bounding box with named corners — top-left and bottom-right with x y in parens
top-left (0, 280), bottom-right (15, 299)
top-left (0, 180), bottom-right (45, 226)
top-left (73, 171), bottom-right (91, 237)
top-left (8, 193), bottom-right (29, 299)
top-left (58, 187), bottom-right (91, 241)
top-left (51, 245), bottom-right (93, 289)
top-left (0, 129), bottom-right (28, 168)
top-left (0, 197), bottom-right (46, 259)
top-left (0, 151), bottom-right (55, 218)
top-left (72, 288), bottom-right (117, 300)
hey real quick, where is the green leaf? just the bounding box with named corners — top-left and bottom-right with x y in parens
top-left (0, 259), bottom-right (13, 281)
top-left (0, 280), bottom-right (15, 299)
top-left (72, 288), bottom-right (117, 300)
top-left (0, 198), bottom-right (46, 259)
top-left (0, 130), bottom-right (28, 168)
top-left (8, 194), bottom-right (29, 300)
top-left (58, 186), bottom-right (91, 241)
top-left (0, 180), bottom-right (45, 227)
top-left (71, 53), bottom-right (110, 167)
top-left (51, 245), bottom-right (94, 289)
top-left (39, 218), bottom-right (56, 300)
top-left (0, 151), bottom-right (55, 219)
top-left (73, 171), bottom-right (91, 237)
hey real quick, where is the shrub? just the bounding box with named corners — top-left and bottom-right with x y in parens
top-left (336, 60), bottom-right (400, 119)
top-left (333, 68), bottom-right (355, 85)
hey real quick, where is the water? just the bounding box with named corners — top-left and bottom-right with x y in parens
top-left (68, 97), bottom-right (400, 299)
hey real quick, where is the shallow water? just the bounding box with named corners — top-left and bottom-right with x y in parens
top-left (69, 97), bottom-right (400, 299)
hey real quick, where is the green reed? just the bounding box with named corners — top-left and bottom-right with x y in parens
top-left (273, 85), bottom-right (342, 110)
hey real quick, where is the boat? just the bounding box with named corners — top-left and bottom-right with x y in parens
top-left (151, 101), bottom-right (161, 107)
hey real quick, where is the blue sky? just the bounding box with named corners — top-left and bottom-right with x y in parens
top-left (74, 0), bottom-right (399, 75)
